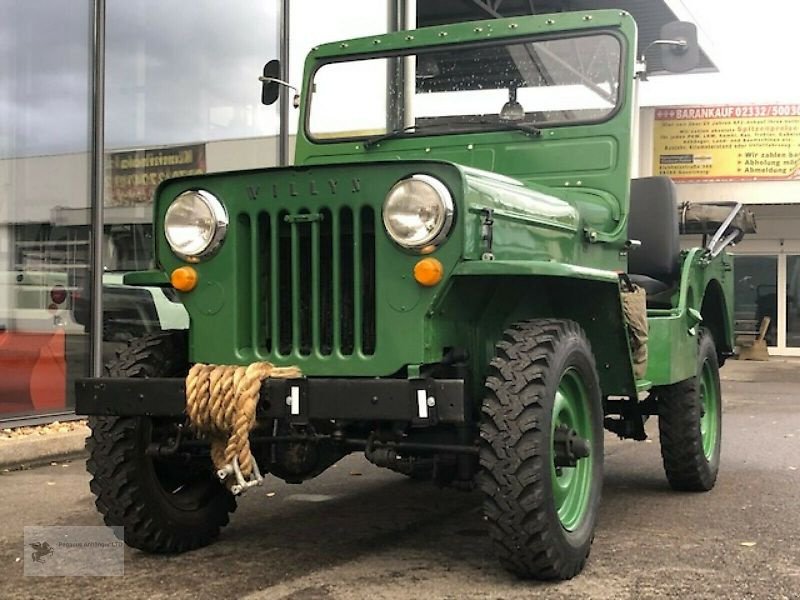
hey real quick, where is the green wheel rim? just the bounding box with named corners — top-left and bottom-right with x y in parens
top-left (551, 368), bottom-right (593, 531)
top-left (699, 359), bottom-right (719, 461)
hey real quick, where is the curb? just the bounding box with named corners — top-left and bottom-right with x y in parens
top-left (0, 427), bottom-right (89, 470)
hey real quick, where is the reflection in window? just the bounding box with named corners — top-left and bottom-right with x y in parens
top-left (734, 256), bottom-right (778, 346)
top-left (105, 0), bottom-right (278, 150)
top-left (0, 1), bottom-right (92, 418)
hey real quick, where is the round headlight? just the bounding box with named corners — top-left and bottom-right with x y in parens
top-left (382, 174), bottom-right (454, 250)
top-left (164, 190), bottom-right (228, 260)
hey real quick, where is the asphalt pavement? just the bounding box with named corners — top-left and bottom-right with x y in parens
top-left (1, 359), bottom-right (799, 599)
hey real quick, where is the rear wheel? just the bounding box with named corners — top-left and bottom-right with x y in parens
top-left (657, 328), bottom-right (722, 491)
top-left (86, 332), bottom-right (235, 553)
top-left (479, 319), bottom-right (603, 580)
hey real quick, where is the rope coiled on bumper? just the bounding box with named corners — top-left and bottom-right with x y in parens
top-left (185, 362), bottom-right (302, 478)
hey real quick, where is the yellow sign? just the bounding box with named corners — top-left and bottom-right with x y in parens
top-left (653, 105), bottom-right (800, 182)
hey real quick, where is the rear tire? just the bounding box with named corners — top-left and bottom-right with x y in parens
top-left (479, 319), bottom-right (603, 580)
top-left (86, 332), bottom-right (235, 553)
top-left (657, 328), bottom-right (722, 492)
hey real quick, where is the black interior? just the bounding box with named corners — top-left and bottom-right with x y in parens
top-left (627, 176), bottom-right (680, 303)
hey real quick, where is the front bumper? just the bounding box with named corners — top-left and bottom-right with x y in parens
top-left (75, 377), bottom-right (469, 425)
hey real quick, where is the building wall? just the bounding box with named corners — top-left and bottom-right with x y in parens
top-left (0, 135), bottom-right (288, 230)
top-left (639, 106), bottom-right (800, 355)
top-left (205, 135), bottom-right (290, 173)
top-left (0, 153), bottom-right (90, 224)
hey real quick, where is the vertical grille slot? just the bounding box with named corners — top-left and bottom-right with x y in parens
top-left (319, 208), bottom-right (334, 355)
top-left (339, 207), bottom-right (355, 355)
top-left (237, 213), bottom-right (253, 352)
top-left (257, 212), bottom-right (271, 352)
top-left (360, 206), bottom-right (376, 355)
top-left (269, 210), bottom-right (280, 356)
top-left (277, 210), bottom-right (292, 355)
top-left (298, 209), bottom-right (313, 356)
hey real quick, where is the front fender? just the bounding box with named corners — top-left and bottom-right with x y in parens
top-left (429, 261), bottom-right (637, 398)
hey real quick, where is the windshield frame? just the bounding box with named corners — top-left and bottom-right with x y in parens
top-left (304, 28), bottom-right (628, 145)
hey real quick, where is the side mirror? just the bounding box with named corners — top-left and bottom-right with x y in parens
top-left (261, 59), bottom-right (281, 106)
top-left (660, 21), bottom-right (699, 73)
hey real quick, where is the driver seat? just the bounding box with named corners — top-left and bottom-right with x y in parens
top-left (627, 177), bottom-right (680, 305)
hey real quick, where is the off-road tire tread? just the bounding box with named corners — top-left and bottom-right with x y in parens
top-left (657, 328), bottom-right (720, 492)
top-left (86, 331), bottom-right (235, 553)
top-left (479, 319), bottom-right (600, 580)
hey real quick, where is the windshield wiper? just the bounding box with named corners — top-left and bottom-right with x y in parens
top-left (363, 119), bottom-right (542, 149)
top-left (363, 123), bottom-right (445, 149)
top-left (468, 120), bottom-right (543, 137)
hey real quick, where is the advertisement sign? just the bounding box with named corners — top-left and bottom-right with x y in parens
top-left (653, 105), bottom-right (800, 182)
top-left (107, 144), bottom-right (206, 206)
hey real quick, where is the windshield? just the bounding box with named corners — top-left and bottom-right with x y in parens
top-left (308, 32), bottom-right (622, 142)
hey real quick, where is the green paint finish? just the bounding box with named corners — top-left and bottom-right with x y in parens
top-left (645, 248), bottom-right (735, 386)
top-left (700, 357), bottom-right (719, 460)
top-left (122, 8), bottom-right (737, 406)
top-left (452, 260), bottom-right (619, 282)
top-left (308, 11), bottom-right (633, 61)
top-left (154, 161), bottom-right (466, 375)
top-left (429, 274), bottom-right (636, 400)
top-left (646, 316), bottom-right (696, 384)
top-left (295, 10), bottom-right (637, 274)
top-left (551, 368), bottom-right (594, 531)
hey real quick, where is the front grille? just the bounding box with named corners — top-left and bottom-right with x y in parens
top-left (238, 206), bottom-right (376, 358)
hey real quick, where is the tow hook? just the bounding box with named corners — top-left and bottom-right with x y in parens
top-left (217, 456), bottom-right (264, 496)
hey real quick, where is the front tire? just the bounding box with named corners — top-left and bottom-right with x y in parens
top-left (86, 332), bottom-right (236, 553)
top-left (657, 328), bottom-right (722, 491)
top-left (479, 319), bottom-right (603, 580)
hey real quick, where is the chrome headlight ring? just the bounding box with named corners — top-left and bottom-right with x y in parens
top-left (164, 189), bottom-right (228, 261)
top-left (382, 174), bottom-right (455, 251)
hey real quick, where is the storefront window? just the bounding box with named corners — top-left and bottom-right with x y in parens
top-left (787, 255), bottom-right (800, 348)
top-left (0, 2), bottom-right (92, 419)
top-left (0, 0), bottom-right (281, 421)
top-left (97, 0), bottom-right (279, 363)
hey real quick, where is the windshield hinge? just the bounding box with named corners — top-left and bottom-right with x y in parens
top-left (480, 208), bottom-right (495, 261)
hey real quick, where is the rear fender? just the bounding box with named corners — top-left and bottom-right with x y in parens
top-left (646, 248), bottom-right (734, 385)
top-left (700, 278), bottom-right (734, 360)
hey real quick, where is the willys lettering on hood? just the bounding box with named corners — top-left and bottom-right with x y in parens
top-left (246, 178), bottom-right (363, 200)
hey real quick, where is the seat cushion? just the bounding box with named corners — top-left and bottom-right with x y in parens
top-left (628, 274), bottom-right (671, 297)
top-left (628, 177), bottom-right (680, 283)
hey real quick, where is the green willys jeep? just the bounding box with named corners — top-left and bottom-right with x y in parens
top-left (76, 10), bottom-right (753, 580)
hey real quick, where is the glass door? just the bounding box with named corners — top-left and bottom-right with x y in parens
top-left (786, 255), bottom-right (800, 349)
top-left (734, 255), bottom-right (778, 347)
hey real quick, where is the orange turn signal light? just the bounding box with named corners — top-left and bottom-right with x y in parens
top-left (170, 266), bottom-right (198, 292)
top-left (413, 257), bottom-right (444, 287)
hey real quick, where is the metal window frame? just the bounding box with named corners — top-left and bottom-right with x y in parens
top-left (90, 0), bottom-right (106, 378)
top-left (89, 0), bottom-right (291, 376)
